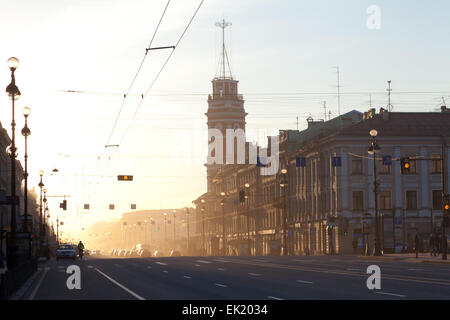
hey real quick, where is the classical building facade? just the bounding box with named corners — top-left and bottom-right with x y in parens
top-left (193, 105), bottom-right (450, 256)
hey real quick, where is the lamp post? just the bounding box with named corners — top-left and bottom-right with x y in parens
top-left (368, 129), bottom-right (383, 256)
top-left (6, 57), bottom-right (21, 267)
top-left (43, 188), bottom-right (48, 257)
top-left (38, 170), bottom-right (44, 254)
top-left (220, 192), bottom-right (226, 256)
top-left (21, 107), bottom-right (31, 256)
top-left (172, 210), bottom-right (176, 248)
top-left (150, 218), bottom-right (154, 245)
top-left (201, 199), bottom-right (206, 256)
top-left (185, 208), bottom-right (190, 255)
top-left (163, 213), bottom-right (167, 249)
top-left (280, 168), bottom-right (289, 256)
top-left (244, 184), bottom-right (251, 256)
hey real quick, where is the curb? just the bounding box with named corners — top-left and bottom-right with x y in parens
top-left (421, 260), bottom-right (450, 265)
top-left (8, 267), bottom-right (43, 300)
top-left (356, 256), bottom-right (400, 261)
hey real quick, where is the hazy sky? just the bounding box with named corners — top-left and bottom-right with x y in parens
top-left (0, 0), bottom-right (449, 236)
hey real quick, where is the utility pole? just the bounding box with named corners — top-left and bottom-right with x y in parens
top-left (186, 208), bottom-right (190, 254)
top-left (56, 215), bottom-right (59, 245)
top-left (173, 210), bottom-right (176, 249)
top-left (441, 140), bottom-right (448, 260)
top-left (323, 101), bottom-right (327, 121)
top-left (333, 66), bottom-right (342, 116)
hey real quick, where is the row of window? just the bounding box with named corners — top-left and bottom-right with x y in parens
top-left (352, 189), bottom-right (444, 211)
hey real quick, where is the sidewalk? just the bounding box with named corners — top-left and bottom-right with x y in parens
top-left (357, 253), bottom-right (450, 264)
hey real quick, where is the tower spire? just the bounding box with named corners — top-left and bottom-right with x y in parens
top-left (215, 19), bottom-right (232, 79)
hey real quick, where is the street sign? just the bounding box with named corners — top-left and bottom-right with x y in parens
top-left (296, 157), bottom-right (306, 167)
top-left (382, 155), bottom-right (392, 166)
top-left (332, 157), bottom-right (342, 167)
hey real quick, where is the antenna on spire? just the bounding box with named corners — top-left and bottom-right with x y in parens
top-left (215, 19), bottom-right (233, 79)
top-left (387, 80), bottom-right (393, 112)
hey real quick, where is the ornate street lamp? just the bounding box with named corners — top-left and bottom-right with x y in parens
top-left (5, 57), bottom-right (21, 267)
top-left (21, 107), bottom-right (31, 256)
top-left (280, 168), bottom-right (289, 256)
top-left (368, 129), bottom-right (383, 256)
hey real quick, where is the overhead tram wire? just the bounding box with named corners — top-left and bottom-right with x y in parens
top-left (104, 0), bottom-right (172, 149)
top-left (90, 0), bottom-right (172, 199)
top-left (112, 0), bottom-right (206, 153)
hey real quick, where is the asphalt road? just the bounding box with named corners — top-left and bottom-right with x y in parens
top-left (22, 255), bottom-right (450, 300)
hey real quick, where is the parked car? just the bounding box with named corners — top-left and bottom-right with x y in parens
top-left (130, 248), bottom-right (139, 258)
top-left (56, 244), bottom-right (77, 260)
top-left (395, 242), bottom-right (409, 253)
top-left (153, 250), bottom-right (165, 257)
top-left (138, 249), bottom-right (152, 258)
top-left (170, 250), bottom-right (181, 257)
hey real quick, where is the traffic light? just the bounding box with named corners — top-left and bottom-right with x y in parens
top-left (60, 200), bottom-right (67, 210)
top-left (400, 157), bottom-right (411, 174)
top-left (444, 195), bottom-right (449, 212)
top-left (239, 190), bottom-right (246, 203)
top-left (118, 175), bottom-right (133, 181)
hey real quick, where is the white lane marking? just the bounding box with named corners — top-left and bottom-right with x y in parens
top-left (155, 262), bottom-right (168, 266)
top-left (196, 260), bottom-right (212, 264)
top-left (267, 296), bottom-right (284, 300)
top-left (195, 264), bottom-right (200, 267)
top-left (215, 283), bottom-right (227, 288)
top-left (88, 265), bottom-right (94, 269)
top-left (147, 266), bottom-right (152, 269)
top-left (28, 267), bottom-right (50, 300)
top-left (296, 280), bottom-right (313, 284)
top-left (408, 268), bottom-right (423, 271)
top-left (375, 291), bottom-right (407, 298)
top-left (213, 259), bottom-right (230, 263)
top-left (248, 273), bottom-right (261, 276)
top-left (184, 276), bottom-right (192, 279)
top-left (163, 270), bottom-right (168, 273)
top-left (217, 268), bottom-right (225, 271)
top-left (94, 267), bottom-right (145, 300)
